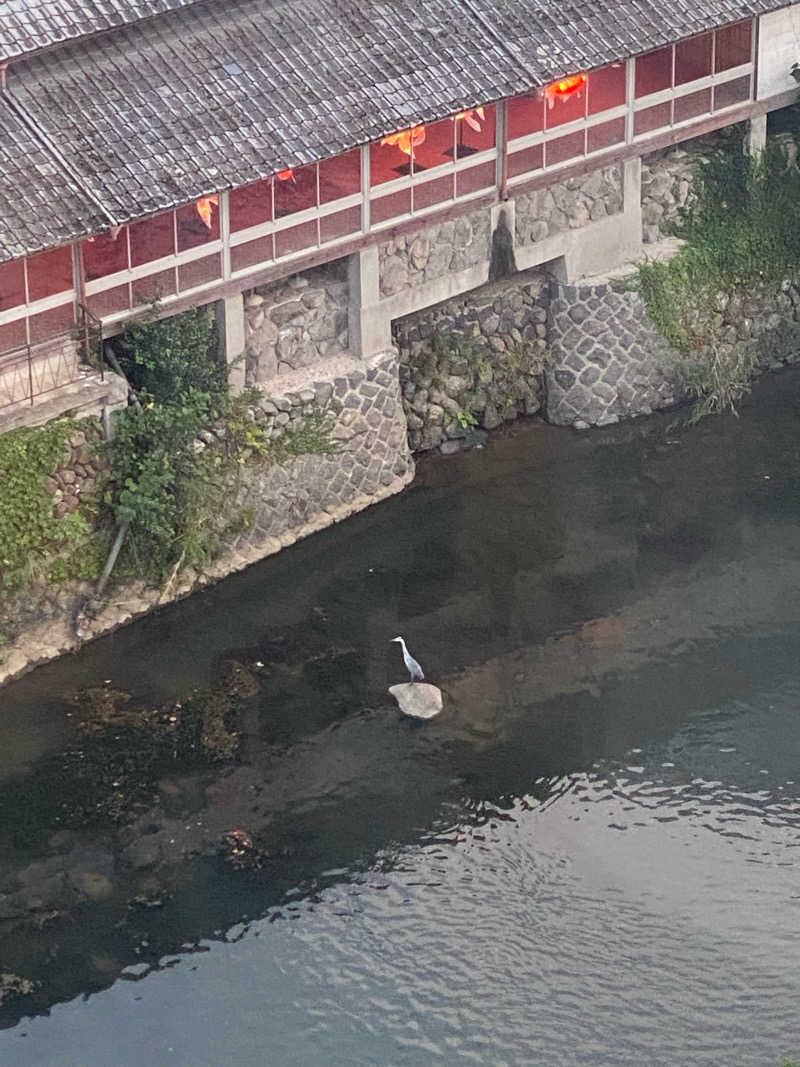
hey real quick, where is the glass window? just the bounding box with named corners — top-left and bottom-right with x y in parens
top-left (635, 47), bottom-right (673, 97)
top-left (715, 20), bottom-right (752, 72)
top-left (230, 236), bottom-right (274, 274)
top-left (130, 212), bottom-right (175, 267)
top-left (229, 180), bottom-right (272, 232)
top-left (456, 104), bottom-right (495, 157)
top-left (0, 319), bottom-right (27, 353)
top-left (456, 160), bottom-right (496, 197)
top-left (588, 64), bottom-right (626, 114)
top-left (674, 88), bottom-right (712, 123)
top-left (370, 188), bottom-right (411, 225)
top-left (319, 150), bottom-right (362, 204)
top-left (507, 144), bottom-right (543, 178)
top-left (82, 229), bottom-right (128, 281)
top-left (507, 93), bottom-right (544, 140)
top-left (178, 253), bottom-right (222, 291)
top-left (414, 117), bottom-right (455, 171)
top-left (132, 268), bottom-right (176, 307)
top-left (587, 117), bottom-right (626, 152)
top-left (373, 128), bottom-right (425, 182)
top-left (275, 220), bottom-right (318, 259)
top-left (634, 101), bottom-right (672, 136)
top-left (413, 173), bottom-right (454, 211)
top-left (545, 130), bottom-right (585, 166)
top-left (177, 199), bottom-right (220, 252)
top-left (274, 164), bottom-right (317, 217)
top-left (27, 246), bottom-right (73, 301)
top-left (320, 206), bottom-right (362, 243)
top-left (675, 33), bottom-right (712, 85)
top-left (28, 303), bottom-right (75, 344)
top-left (85, 283), bottom-right (130, 318)
top-left (714, 76), bottom-right (751, 111)
top-left (545, 76), bottom-right (587, 128)
top-left (0, 259), bottom-right (26, 311)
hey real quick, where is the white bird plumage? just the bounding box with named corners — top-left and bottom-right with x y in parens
top-left (390, 636), bottom-right (425, 682)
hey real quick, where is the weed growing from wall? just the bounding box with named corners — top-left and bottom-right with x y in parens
top-left (629, 131), bottom-right (800, 418)
top-left (104, 308), bottom-right (336, 583)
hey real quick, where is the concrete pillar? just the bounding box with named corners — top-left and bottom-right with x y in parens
top-left (215, 292), bottom-right (246, 393)
top-left (746, 114), bottom-right (767, 155)
top-left (347, 246), bottom-right (392, 359)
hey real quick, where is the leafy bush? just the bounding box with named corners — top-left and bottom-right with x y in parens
top-left (104, 309), bottom-right (336, 583)
top-left (113, 306), bottom-right (226, 405)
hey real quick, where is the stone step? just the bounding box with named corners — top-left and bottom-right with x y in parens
top-left (0, 371), bottom-right (129, 434)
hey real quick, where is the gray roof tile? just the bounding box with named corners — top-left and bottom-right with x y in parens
top-left (0, 0), bottom-right (795, 262)
top-left (0, 0), bottom-right (204, 62)
top-left (0, 101), bottom-right (104, 260)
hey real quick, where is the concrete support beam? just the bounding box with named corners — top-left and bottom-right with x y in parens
top-left (348, 246), bottom-right (392, 359)
top-left (746, 114), bottom-right (767, 155)
top-left (215, 292), bottom-right (246, 393)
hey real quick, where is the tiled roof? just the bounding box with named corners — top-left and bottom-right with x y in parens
top-left (0, 0), bottom-right (204, 62)
top-left (476, 0), bottom-right (785, 85)
top-left (0, 99), bottom-right (104, 261)
top-left (5, 0), bottom-right (529, 234)
top-left (0, 0), bottom-right (796, 263)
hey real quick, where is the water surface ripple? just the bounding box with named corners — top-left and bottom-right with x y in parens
top-left (2, 371), bottom-right (800, 1065)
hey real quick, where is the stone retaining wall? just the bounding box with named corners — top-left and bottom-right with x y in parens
top-left (0, 351), bottom-right (412, 689)
top-left (546, 278), bottom-right (680, 427)
top-left (640, 129), bottom-right (737, 243)
top-left (378, 205), bottom-right (492, 297)
top-left (393, 269), bottom-right (550, 452)
top-left (228, 351), bottom-right (412, 549)
top-left (515, 165), bottom-right (623, 246)
top-left (545, 266), bottom-right (800, 429)
top-left (244, 260), bottom-right (349, 384)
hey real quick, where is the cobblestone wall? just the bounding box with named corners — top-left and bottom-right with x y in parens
top-left (378, 206), bottom-right (492, 297)
top-left (546, 272), bottom-right (800, 429)
top-left (244, 261), bottom-right (349, 383)
top-left (229, 351), bottom-right (412, 546)
top-left (546, 279), bottom-right (680, 428)
top-left (515, 165), bottom-right (623, 246)
top-left (394, 270), bottom-right (550, 452)
top-left (43, 423), bottom-right (107, 519)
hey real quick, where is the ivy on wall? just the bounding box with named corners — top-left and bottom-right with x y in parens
top-left (0, 420), bottom-right (89, 593)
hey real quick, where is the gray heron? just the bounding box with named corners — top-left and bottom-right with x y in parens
top-left (390, 636), bottom-right (425, 682)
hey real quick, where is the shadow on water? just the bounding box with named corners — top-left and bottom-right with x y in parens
top-left (0, 369), bottom-right (800, 1054)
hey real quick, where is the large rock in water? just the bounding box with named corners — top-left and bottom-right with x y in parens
top-left (388, 683), bottom-right (443, 719)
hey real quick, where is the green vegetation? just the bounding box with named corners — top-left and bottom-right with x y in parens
top-left (104, 306), bottom-right (336, 583)
top-left (629, 131), bottom-right (800, 419)
top-left (0, 419), bottom-right (89, 593)
top-left (0, 306), bottom-right (337, 605)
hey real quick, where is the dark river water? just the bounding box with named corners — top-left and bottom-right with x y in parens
top-left (1, 370), bottom-right (800, 1066)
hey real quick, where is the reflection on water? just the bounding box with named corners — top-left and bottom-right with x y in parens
top-left (1, 370), bottom-right (800, 1065)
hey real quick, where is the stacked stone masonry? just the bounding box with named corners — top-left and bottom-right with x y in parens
top-left (640, 129), bottom-right (739, 244)
top-left (379, 206), bottom-right (492, 297)
top-left (230, 350), bottom-right (412, 546)
top-left (515, 166), bottom-right (623, 246)
top-left (546, 279), bottom-right (681, 428)
top-left (394, 270), bottom-right (550, 452)
top-left (244, 260), bottom-right (350, 384)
